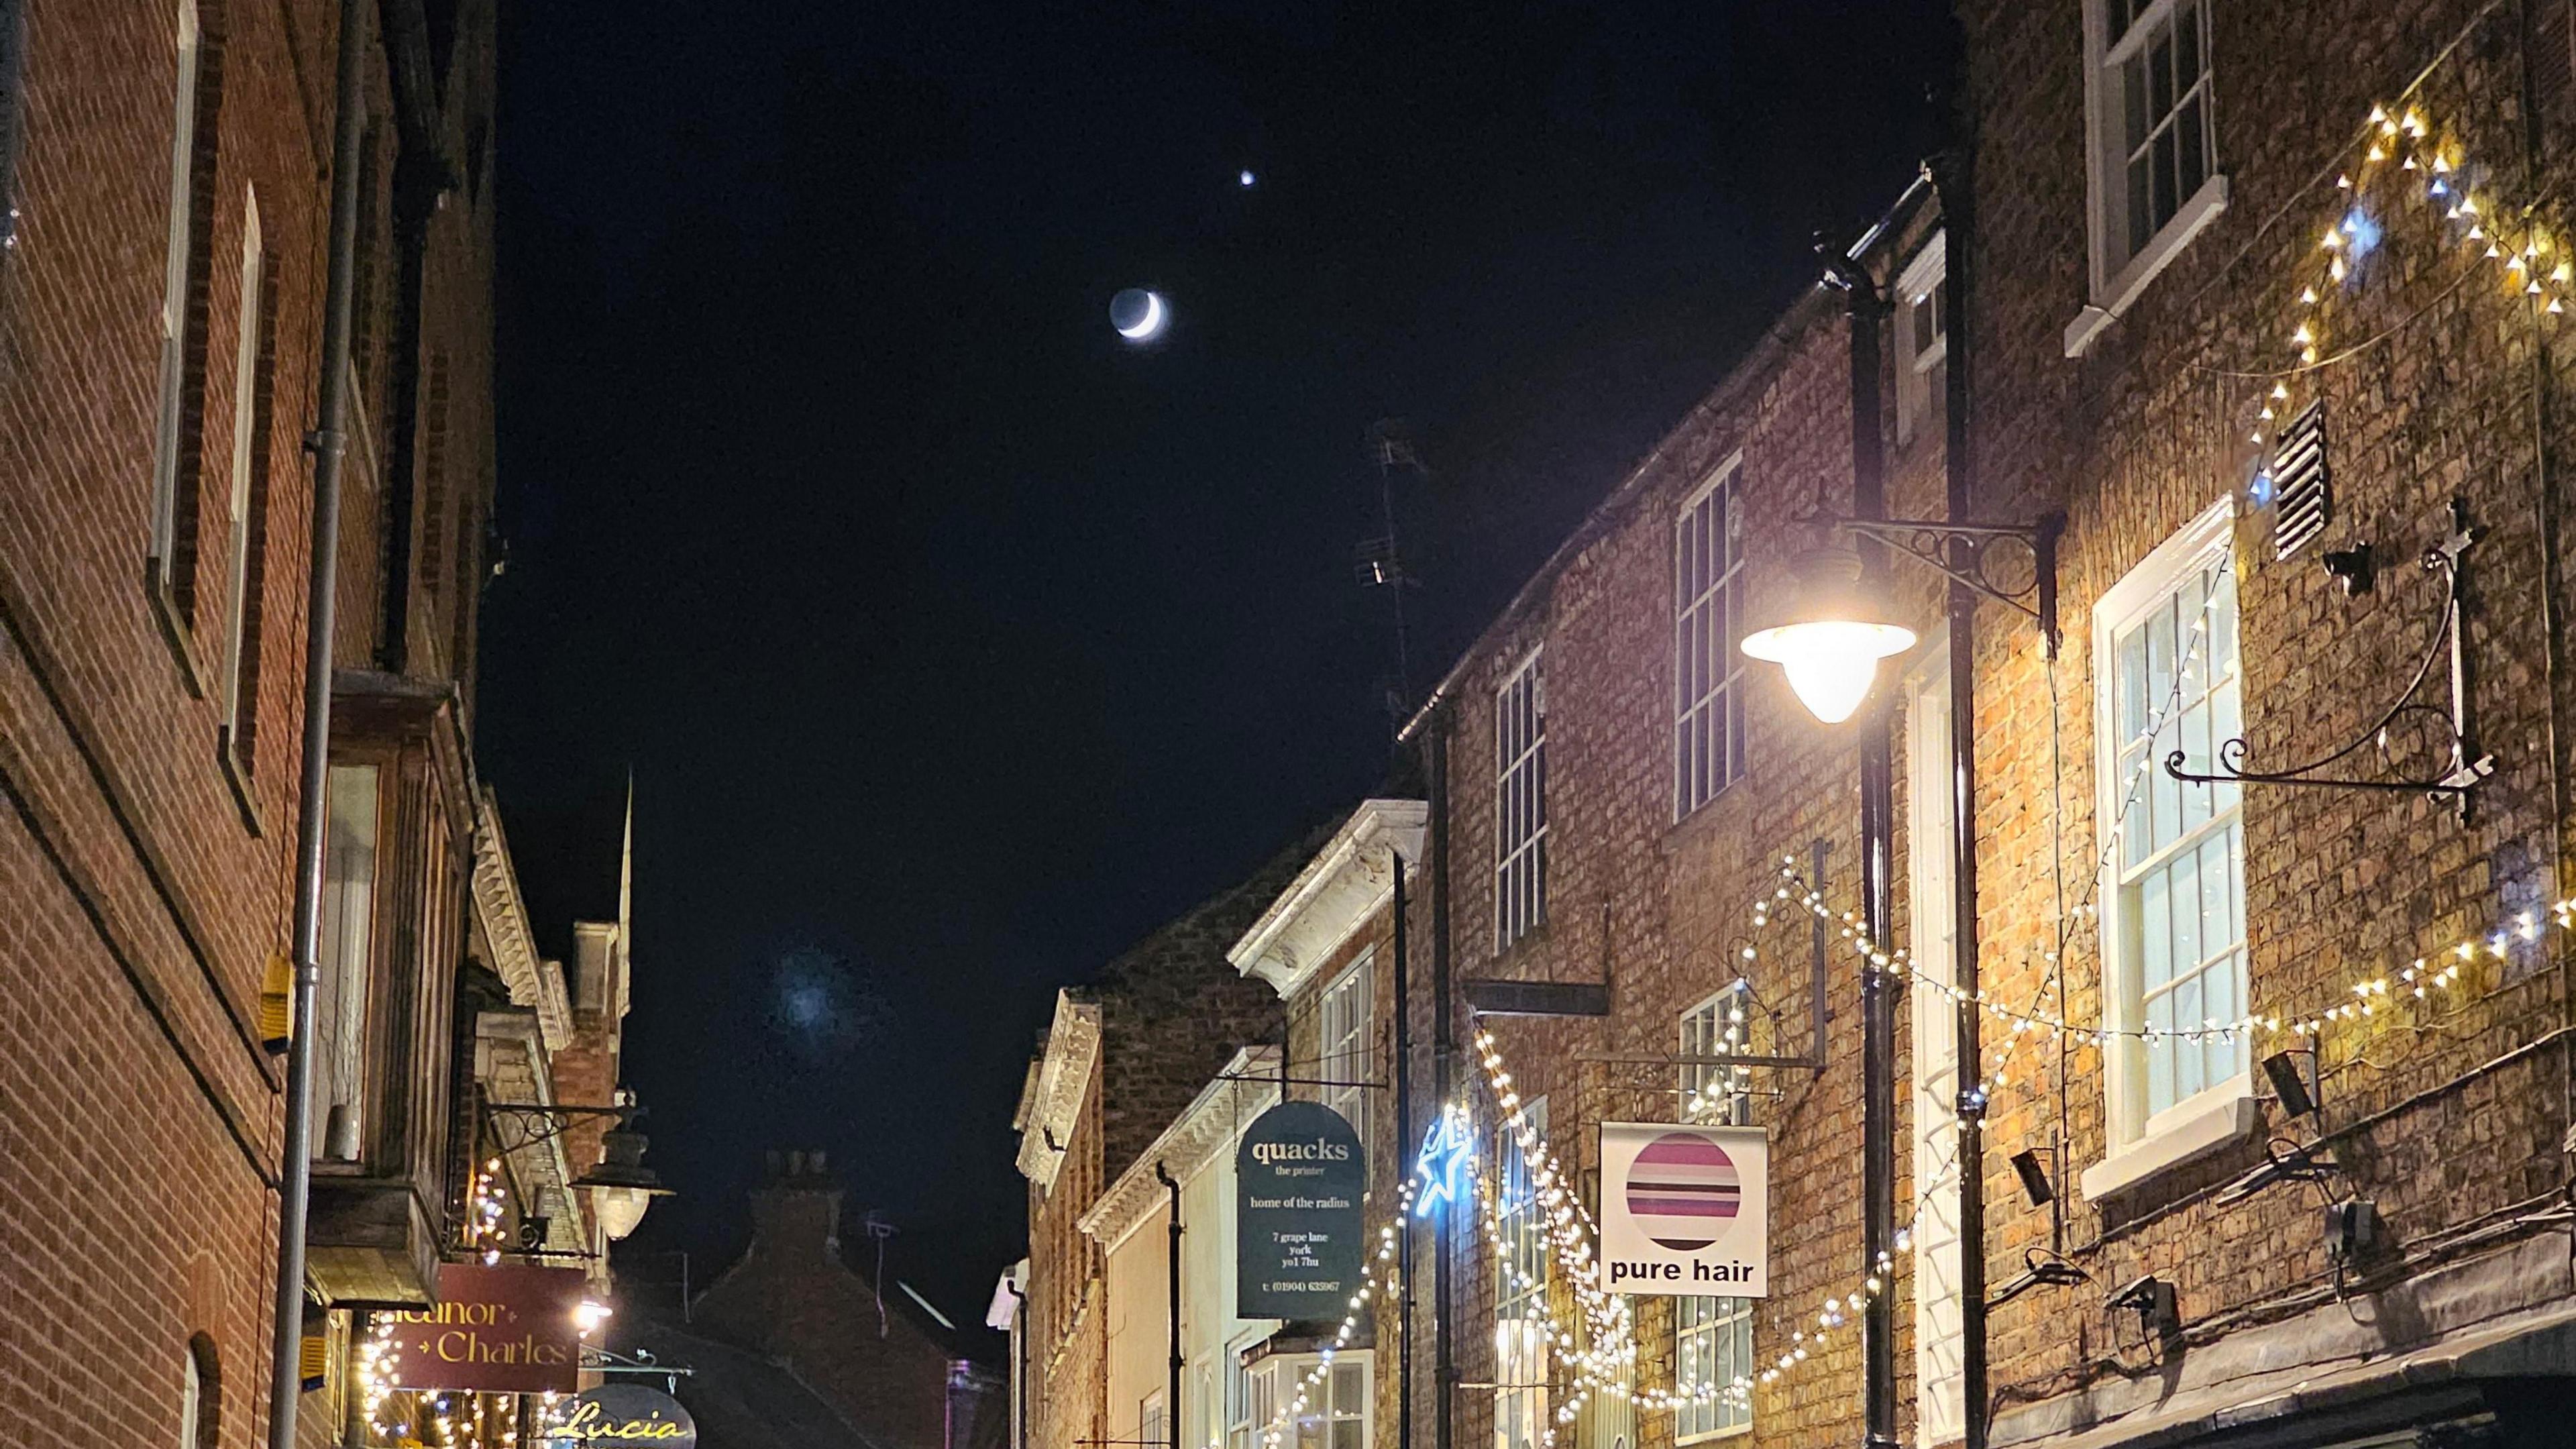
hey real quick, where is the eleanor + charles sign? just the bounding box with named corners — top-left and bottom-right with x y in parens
top-left (1236, 1101), bottom-right (1364, 1320)
top-left (384, 1263), bottom-right (586, 1394)
top-left (1597, 1122), bottom-right (1768, 1297)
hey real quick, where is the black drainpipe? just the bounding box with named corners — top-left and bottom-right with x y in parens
top-left (1155, 1161), bottom-right (1183, 1449)
top-left (262, 3), bottom-right (368, 1447)
top-left (1927, 148), bottom-right (1990, 1449)
top-left (1005, 1276), bottom-right (1030, 1449)
top-left (1423, 703), bottom-right (1454, 1449)
top-left (1390, 853), bottom-right (1413, 1449)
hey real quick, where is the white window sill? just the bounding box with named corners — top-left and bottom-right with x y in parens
top-left (2078, 1075), bottom-right (2259, 1201)
top-left (2064, 174), bottom-right (2231, 358)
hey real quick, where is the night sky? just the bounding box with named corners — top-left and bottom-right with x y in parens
top-left (480, 0), bottom-right (1959, 1346)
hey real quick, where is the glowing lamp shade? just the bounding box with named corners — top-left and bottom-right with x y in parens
top-left (1739, 548), bottom-right (1917, 724)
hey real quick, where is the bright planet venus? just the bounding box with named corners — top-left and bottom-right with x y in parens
top-left (1110, 288), bottom-right (1167, 341)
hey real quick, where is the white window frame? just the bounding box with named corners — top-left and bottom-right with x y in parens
top-left (2080, 497), bottom-right (2257, 1202)
top-left (1904, 639), bottom-right (1964, 1447)
top-left (217, 186), bottom-right (262, 767)
top-left (1250, 1352), bottom-right (1371, 1449)
top-left (1495, 650), bottom-right (1547, 951)
top-left (1894, 239), bottom-right (1947, 447)
top-left (151, 0), bottom-right (203, 585)
top-left (2067, 0), bottom-right (2229, 358)
top-left (1143, 1392), bottom-right (1169, 1449)
top-left (1674, 459), bottom-right (1747, 818)
top-left (316, 761), bottom-right (380, 1161)
top-left (1493, 1099), bottom-right (1549, 1449)
top-left (179, 1344), bottom-right (203, 1449)
top-left (1320, 955), bottom-right (1373, 1156)
top-left (1674, 996), bottom-right (1753, 1441)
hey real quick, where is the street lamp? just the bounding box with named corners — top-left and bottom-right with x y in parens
top-left (1739, 547), bottom-right (1919, 723)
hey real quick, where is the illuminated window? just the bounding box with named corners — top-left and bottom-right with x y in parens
top-left (1320, 956), bottom-right (1373, 1155)
top-left (1250, 1353), bottom-right (1371, 1449)
top-left (316, 763), bottom-right (380, 1160)
top-left (1494, 653), bottom-right (1547, 951)
top-left (1142, 1393), bottom-right (1168, 1449)
top-left (1894, 239), bottom-right (1946, 447)
top-left (1674, 462), bottom-right (1746, 818)
top-left (2096, 501), bottom-right (2245, 1143)
top-left (1493, 1098), bottom-right (1549, 1449)
top-left (1674, 996), bottom-right (1752, 1440)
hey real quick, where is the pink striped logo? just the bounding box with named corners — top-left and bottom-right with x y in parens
top-left (1622, 1132), bottom-right (1741, 1250)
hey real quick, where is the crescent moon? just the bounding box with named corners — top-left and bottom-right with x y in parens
top-left (1118, 290), bottom-right (1165, 339)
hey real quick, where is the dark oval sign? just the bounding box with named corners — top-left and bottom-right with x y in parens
top-left (1236, 1100), bottom-right (1364, 1320)
top-left (541, 1383), bottom-right (698, 1447)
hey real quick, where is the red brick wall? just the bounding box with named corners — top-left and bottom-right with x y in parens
top-left (0, 1), bottom-right (501, 1446)
top-left (0, 1), bottom-right (345, 1446)
top-left (692, 1166), bottom-right (960, 1449)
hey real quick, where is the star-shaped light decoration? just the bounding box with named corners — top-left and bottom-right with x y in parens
top-left (1411, 1103), bottom-right (1474, 1218)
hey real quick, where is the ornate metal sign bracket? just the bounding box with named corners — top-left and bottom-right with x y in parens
top-left (2165, 496), bottom-right (2494, 818)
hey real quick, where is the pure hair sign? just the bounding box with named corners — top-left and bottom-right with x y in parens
top-left (1237, 1100), bottom-right (1364, 1319)
top-left (1598, 1122), bottom-right (1768, 1297)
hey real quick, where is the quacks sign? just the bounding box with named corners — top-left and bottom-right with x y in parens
top-left (385, 1263), bottom-right (586, 1394)
top-left (1236, 1101), bottom-right (1364, 1320)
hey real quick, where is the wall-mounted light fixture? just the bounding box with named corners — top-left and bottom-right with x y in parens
top-left (2262, 1049), bottom-right (2319, 1118)
top-left (1742, 516), bottom-right (2060, 724)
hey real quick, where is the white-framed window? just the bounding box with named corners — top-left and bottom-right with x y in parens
top-left (217, 186), bottom-right (264, 772)
top-left (1250, 1352), bottom-right (1371, 1449)
top-left (1674, 1295), bottom-right (1752, 1442)
top-left (1674, 994), bottom-right (1753, 1440)
top-left (179, 1342), bottom-right (203, 1449)
top-left (1494, 1098), bottom-right (1549, 1449)
top-left (151, 0), bottom-right (207, 590)
top-left (1894, 239), bottom-right (1947, 447)
top-left (1904, 640), bottom-right (1964, 1446)
top-left (2094, 499), bottom-right (2247, 1158)
top-left (316, 763), bottom-right (380, 1161)
top-left (1495, 651), bottom-right (1547, 951)
top-left (1320, 955), bottom-right (1373, 1155)
top-left (1227, 1352), bottom-right (1254, 1449)
top-left (2076, 0), bottom-right (2224, 346)
top-left (1143, 1393), bottom-right (1169, 1449)
top-left (1674, 460), bottom-right (1746, 817)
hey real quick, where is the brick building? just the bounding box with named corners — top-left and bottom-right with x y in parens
top-left (1380, 5), bottom-right (2576, 1449)
top-left (1014, 845), bottom-right (1313, 1449)
top-left (672, 1149), bottom-right (1000, 1449)
top-left (0, 4), bottom-right (628, 1449)
top-left (1953, 2), bottom-right (2576, 1445)
top-left (1386, 173), bottom-right (1970, 1449)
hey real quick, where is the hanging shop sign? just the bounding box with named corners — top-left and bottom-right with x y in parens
top-left (1598, 1122), bottom-right (1768, 1297)
top-left (1237, 1100), bottom-right (1365, 1319)
top-left (541, 1384), bottom-right (698, 1446)
top-left (384, 1263), bottom-right (586, 1393)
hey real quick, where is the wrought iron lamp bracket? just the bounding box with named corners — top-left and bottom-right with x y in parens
top-left (1831, 513), bottom-right (2063, 656)
top-left (485, 1099), bottom-right (639, 1154)
top-left (2165, 496), bottom-right (2493, 818)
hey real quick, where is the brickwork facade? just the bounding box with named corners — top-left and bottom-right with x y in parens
top-left (1958, 3), bottom-right (2576, 1444)
top-left (1397, 252), bottom-right (1963, 1449)
top-left (0, 2), bottom-right (516, 1448)
top-left (1018, 846), bottom-right (1320, 1449)
top-left (689, 1150), bottom-right (969, 1449)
